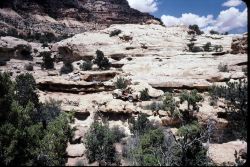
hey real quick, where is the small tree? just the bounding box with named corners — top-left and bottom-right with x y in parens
top-left (114, 77), bottom-right (128, 89)
top-left (41, 51), bottom-right (54, 69)
top-left (214, 45), bottom-right (223, 52)
top-left (15, 73), bottom-right (39, 107)
top-left (80, 60), bottom-right (93, 71)
top-left (163, 93), bottom-right (176, 113)
top-left (129, 113), bottom-right (152, 135)
top-left (60, 60), bottom-right (73, 74)
top-left (209, 79), bottom-right (247, 139)
top-left (93, 50), bottom-right (111, 70)
top-left (189, 25), bottom-right (203, 35)
top-left (85, 122), bottom-right (118, 165)
top-left (180, 89), bottom-right (203, 111)
top-left (176, 121), bottom-right (212, 166)
top-left (203, 42), bottom-right (211, 52)
top-left (140, 88), bottom-right (150, 101)
top-left (218, 63), bottom-right (229, 72)
top-left (109, 29), bottom-right (122, 37)
top-left (144, 101), bottom-right (163, 111)
top-left (163, 93), bottom-right (182, 118)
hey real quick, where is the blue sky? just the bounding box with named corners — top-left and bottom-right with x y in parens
top-left (127, 0), bottom-right (248, 34)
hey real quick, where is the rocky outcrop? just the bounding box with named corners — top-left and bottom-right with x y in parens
top-left (37, 77), bottom-right (115, 93)
top-left (231, 33), bottom-right (248, 54)
top-left (80, 71), bottom-right (119, 82)
top-left (66, 143), bottom-right (86, 157)
top-left (0, 0), bottom-right (160, 41)
top-left (0, 36), bottom-right (32, 61)
top-left (208, 140), bottom-right (247, 166)
top-left (56, 24), bottom-right (247, 91)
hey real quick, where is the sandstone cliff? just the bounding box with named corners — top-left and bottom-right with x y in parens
top-left (0, 0), bottom-right (160, 42)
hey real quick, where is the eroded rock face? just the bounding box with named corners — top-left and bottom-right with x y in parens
top-left (231, 33), bottom-right (248, 54)
top-left (37, 77), bottom-right (115, 93)
top-left (0, 36), bottom-right (32, 61)
top-left (0, 0), bottom-right (159, 41)
top-left (56, 24), bottom-right (247, 91)
top-left (66, 143), bottom-right (86, 157)
top-left (208, 140), bottom-right (247, 166)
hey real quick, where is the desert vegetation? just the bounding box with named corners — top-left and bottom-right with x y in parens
top-left (0, 1), bottom-right (247, 165)
top-left (0, 72), bottom-right (73, 166)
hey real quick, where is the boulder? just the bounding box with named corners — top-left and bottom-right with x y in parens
top-left (36, 77), bottom-right (115, 93)
top-left (130, 81), bottom-right (164, 98)
top-left (66, 157), bottom-right (88, 166)
top-left (71, 126), bottom-right (88, 144)
top-left (145, 19), bottom-right (161, 25)
top-left (57, 44), bottom-right (88, 62)
top-left (99, 99), bottom-right (136, 114)
top-left (79, 71), bottom-right (118, 82)
top-left (0, 36), bottom-right (32, 61)
top-left (231, 33), bottom-right (248, 54)
top-left (66, 143), bottom-right (85, 157)
top-left (208, 140), bottom-right (247, 166)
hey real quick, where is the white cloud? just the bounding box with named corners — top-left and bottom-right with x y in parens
top-left (127, 0), bottom-right (158, 13)
top-left (161, 13), bottom-right (214, 29)
top-left (212, 7), bottom-right (247, 32)
top-left (222, 0), bottom-right (242, 7)
top-left (161, 7), bottom-right (247, 33)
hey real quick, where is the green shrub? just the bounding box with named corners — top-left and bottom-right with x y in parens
top-left (80, 61), bottom-right (93, 71)
top-left (114, 77), bottom-right (128, 89)
top-left (144, 101), bottom-right (163, 111)
top-left (15, 73), bottom-right (39, 107)
top-left (0, 72), bottom-right (72, 166)
top-left (129, 113), bottom-right (152, 135)
top-left (180, 89), bottom-right (203, 111)
top-left (163, 93), bottom-right (176, 112)
top-left (93, 50), bottom-right (111, 70)
top-left (109, 29), bottom-right (122, 37)
top-left (203, 42), bottom-right (211, 52)
top-left (214, 45), bottom-right (223, 52)
top-left (39, 98), bottom-right (61, 125)
top-left (192, 46), bottom-right (203, 52)
top-left (209, 79), bottom-right (247, 139)
top-left (218, 63), bottom-right (229, 72)
top-left (85, 122), bottom-right (118, 165)
top-left (177, 121), bottom-right (201, 138)
top-left (0, 72), bottom-right (14, 120)
top-left (60, 61), bottom-right (73, 74)
top-left (111, 126), bottom-right (126, 142)
top-left (140, 88), bottom-right (150, 101)
top-left (41, 51), bottom-right (54, 69)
